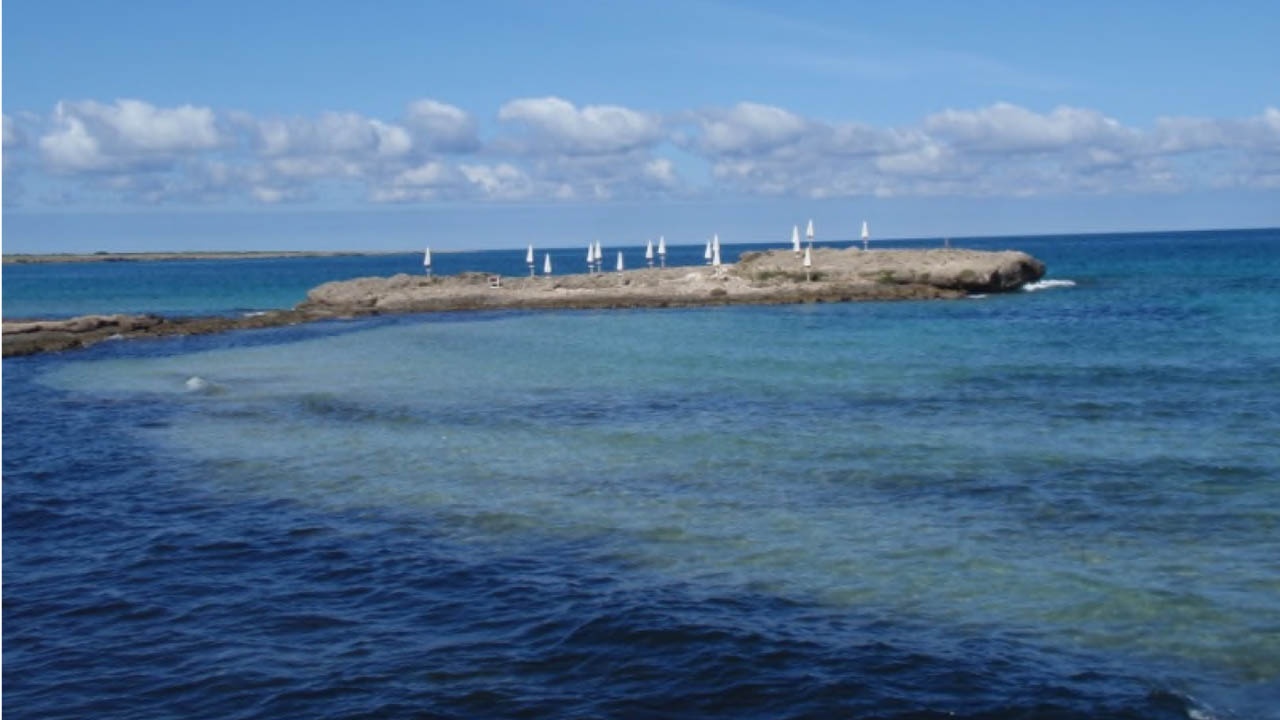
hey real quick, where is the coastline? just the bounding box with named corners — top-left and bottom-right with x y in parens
top-left (2, 250), bottom-right (402, 265)
top-left (2, 247), bottom-right (1045, 357)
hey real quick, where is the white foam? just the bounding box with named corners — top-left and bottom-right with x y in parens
top-left (1021, 278), bottom-right (1077, 292)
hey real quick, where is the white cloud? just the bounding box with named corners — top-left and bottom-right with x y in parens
top-left (924, 102), bottom-right (1134, 153)
top-left (249, 111), bottom-right (412, 158)
top-left (395, 161), bottom-right (453, 187)
top-left (694, 102), bottom-right (809, 156)
top-left (876, 140), bottom-right (954, 177)
top-left (498, 96), bottom-right (662, 155)
top-left (643, 157), bottom-right (678, 187)
top-left (372, 120), bottom-right (412, 157)
top-left (10, 96), bottom-right (1280, 208)
top-left (38, 99), bottom-right (221, 172)
top-left (1155, 107), bottom-right (1280, 155)
top-left (39, 114), bottom-right (109, 171)
top-left (405, 99), bottom-right (479, 152)
top-left (367, 161), bottom-right (464, 203)
top-left (459, 163), bottom-right (534, 200)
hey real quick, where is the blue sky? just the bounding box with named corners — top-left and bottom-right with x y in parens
top-left (3, 0), bottom-right (1278, 252)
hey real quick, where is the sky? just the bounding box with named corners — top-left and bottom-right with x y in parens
top-left (2, 0), bottom-right (1279, 253)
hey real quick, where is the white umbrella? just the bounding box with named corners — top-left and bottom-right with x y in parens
top-left (712, 241), bottom-right (722, 267)
top-left (657, 235), bottom-right (667, 267)
top-left (526, 244), bottom-right (535, 275)
top-left (803, 245), bottom-right (812, 281)
top-left (861, 220), bottom-right (870, 251)
top-left (806, 219), bottom-right (815, 247)
top-left (543, 252), bottom-right (552, 275)
top-left (594, 240), bottom-right (603, 265)
top-left (587, 243), bottom-right (595, 272)
top-left (423, 246), bottom-right (432, 276)
top-left (704, 238), bottom-right (713, 264)
top-left (616, 250), bottom-right (624, 273)
top-left (712, 233), bottom-right (721, 256)
top-left (645, 238), bottom-right (654, 267)
top-left (791, 225), bottom-right (801, 255)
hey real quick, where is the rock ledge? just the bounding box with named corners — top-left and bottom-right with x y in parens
top-left (4, 248), bottom-right (1044, 357)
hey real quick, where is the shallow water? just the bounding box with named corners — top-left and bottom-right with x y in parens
top-left (5, 229), bottom-right (1279, 718)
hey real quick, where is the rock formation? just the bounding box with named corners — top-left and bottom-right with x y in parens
top-left (4, 247), bottom-right (1045, 357)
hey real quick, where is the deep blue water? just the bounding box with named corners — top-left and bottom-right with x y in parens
top-left (5, 229), bottom-right (1279, 719)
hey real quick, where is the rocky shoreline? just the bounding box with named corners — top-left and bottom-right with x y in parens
top-left (3, 247), bottom-right (1045, 357)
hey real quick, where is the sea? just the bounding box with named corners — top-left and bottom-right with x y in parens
top-left (3, 229), bottom-right (1279, 719)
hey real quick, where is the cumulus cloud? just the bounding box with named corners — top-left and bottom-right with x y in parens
top-left (498, 96), bottom-right (662, 155)
top-left (39, 99), bottom-right (220, 172)
top-left (693, 102), bottom-right (809, 156)
top-left (406, 99), bottom-right (480, 152)
top-left (245, 111), bottom-right (412, 159)
top-left (367, 161), bottom-right (466, 203)
top-left (459, 163), bottom-right (535, 200)
top-left (643, 157), bottom-right (678, 188)
top-left (923, 102), bottom-right (1134, 154)
top-left (9, 97), bottom-right (1279, 208)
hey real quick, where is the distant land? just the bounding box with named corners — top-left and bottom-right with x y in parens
top-left (2, 250), bottom-right (404, 265)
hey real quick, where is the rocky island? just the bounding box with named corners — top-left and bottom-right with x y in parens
top-left (3, 247), bottom-right (1045, 357)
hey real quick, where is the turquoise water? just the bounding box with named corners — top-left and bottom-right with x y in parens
top-left (5, 229), bottom-right (1279, 718)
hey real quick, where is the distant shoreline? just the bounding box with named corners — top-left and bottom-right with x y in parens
top-left (2, 250), bottom-right (406, 265)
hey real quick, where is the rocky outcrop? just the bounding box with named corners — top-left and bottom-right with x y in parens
top-left (300, 248), bottom-right (1046, 315)
top-left (4, 248), bottom-right (1046, 357)
top-left (734, 247), bottom-right (1045, 292)
top-left (2, 311), bottom-right (313, 358)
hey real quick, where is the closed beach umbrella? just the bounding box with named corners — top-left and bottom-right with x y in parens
top-left (423, 246), bottom-right (432, 276)
top-left (544, 252), bottom-right (552, 275)
top-left (803, 245), bottom-right (812, 281)
top-left (712, 233), bottom-right (721, 256)
top-left (704, 238), bottom-right (713, 263)
top-left (861, 220), bottom-right (870, 251)
top-left (616, 250), bottom-right (624, 273)
top-left (587, 243), bottom-right (595, 271)
top-left (657, 235), bottom-right (667, 267)
top-left (526, 244), bottom-right (535, 275)
top-left (806, 219), bottom-right (815, 246)
top-left (645, 238), bottom-right (654, 266)
top-left (712, 241), bottom-right (722, 267)
top-left (594, 240), bottom-right (603, 264)
top-left (791, 225), bottom-right (801, 254)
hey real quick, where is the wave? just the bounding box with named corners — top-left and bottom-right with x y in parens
top-left (1022, 278), bottom-right (1077, 292)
